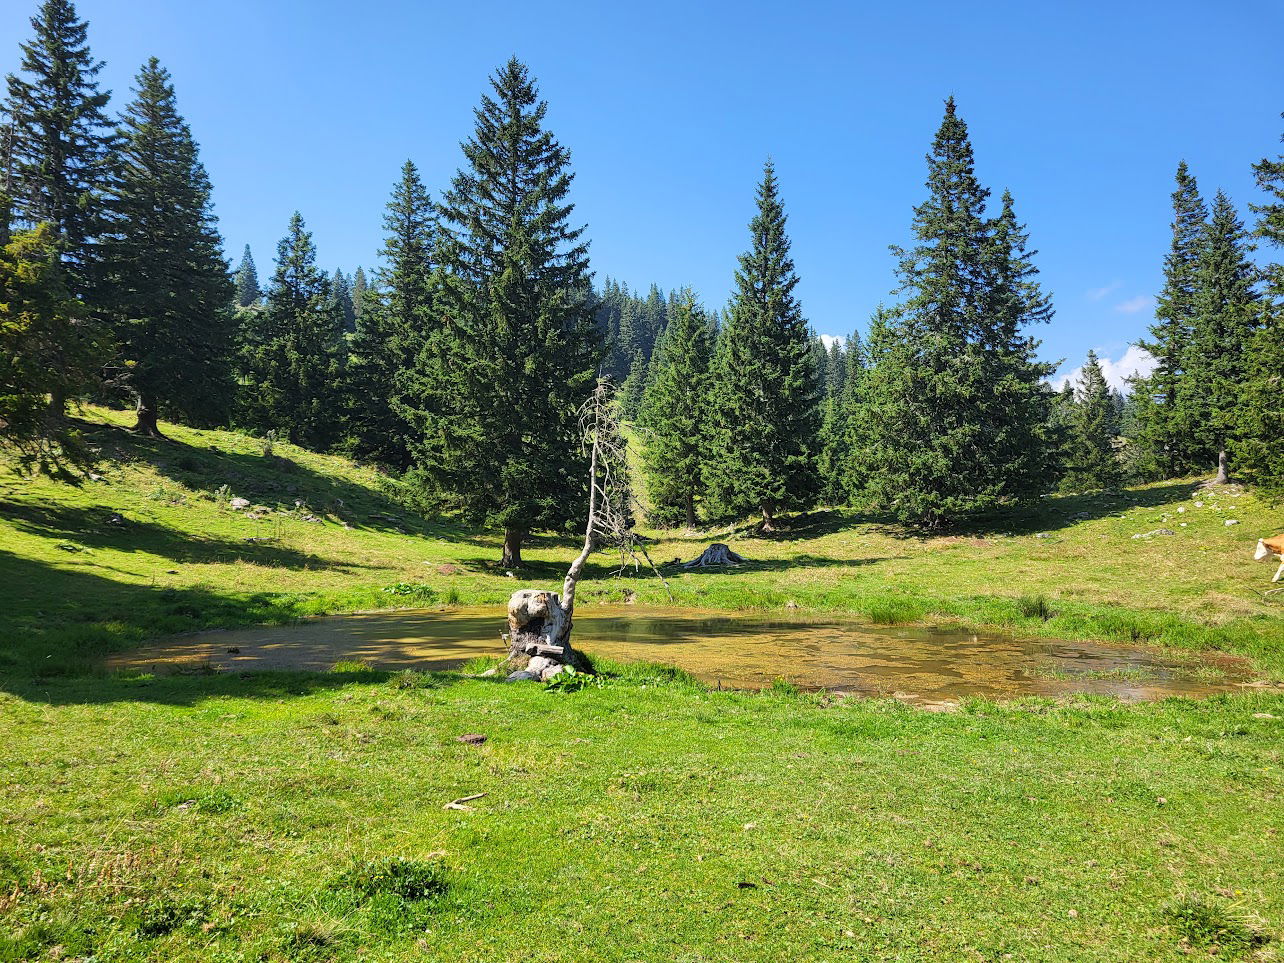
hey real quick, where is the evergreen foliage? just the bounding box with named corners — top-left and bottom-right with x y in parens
top-left (1177, 190), bottom-right (1261, 481)
top-left (858, 100), bottom-right (1054, 528)
top-left (419, 59), bottom-right (599, 566)
top-left (331, 267), bottom-right (355, 332)
top-left (351, 266), bottom-right (369, 320)
top-left (1130, 163), bottom-right (1208, 478)
top-left (349, 160), bottom-right (438, 470)
top-left (1238, 117), bottom-right (1284, 499)
top-left (617, 349), bottom-right (647, 421)
top-left (702, 161), bottom-right (820, 526)
top-left (237, 211), bottom-right (345, 449)
top-left (3, 0), bottom-right (115, 296)
top-left (1059, 350), bottom-right (1122, 491)
top-left (637, 291), bottom-right (712, 526)
top-left (820, 329), bottom-right (867, 505)
top-left (0, 222), bottom-right (101, 471)
top-left (234, 244), bottom-right (260, 307)
top-left (102, 58), bottom-right (234, 434)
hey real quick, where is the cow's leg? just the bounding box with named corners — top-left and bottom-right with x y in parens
top-left (1274, 559), bottom-right (1284, 583)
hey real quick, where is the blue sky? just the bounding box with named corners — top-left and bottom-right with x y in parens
top-left (4, 0), bottom-right (1282, 386)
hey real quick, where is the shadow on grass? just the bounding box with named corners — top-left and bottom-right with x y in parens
top-left (1, 498), bottom-right (366, 571)
top-left (77, 416), bottom-right (466, 541)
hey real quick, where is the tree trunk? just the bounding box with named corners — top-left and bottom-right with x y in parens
top-left (682, 543), bottom-right (747, 568)
top-left (46, 387), bottom-right (66, 421)
top-left (760, 502), bottom-right (776, 532)
top-left (501, 527), bottom-right (525, 568)
top-left (1214, 450), bottom-right (1230, 485)
top-left (134, 394), bottom-right (163, 437)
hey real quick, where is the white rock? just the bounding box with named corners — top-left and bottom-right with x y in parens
top-left (230, 497), bottom-right (250, 510)
top-left (540, 664), bottom-right (570, 682)
top-left (505, 670), bottom-right (539, 682)
top-left (1225, 519), bottom-right (1240, 527)
top-left (1194, 500), bottom-right (1204, 507)
top-left (1177, 506), bottom-right (1186, 513)
top-left (526, 656), bottom-right (556, 677)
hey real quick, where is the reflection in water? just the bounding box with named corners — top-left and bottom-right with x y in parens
top-left (112, 606), bottom-right (1252, 704)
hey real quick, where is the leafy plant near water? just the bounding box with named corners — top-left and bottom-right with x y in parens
top-left (544, 666), bottom-right (602, 692)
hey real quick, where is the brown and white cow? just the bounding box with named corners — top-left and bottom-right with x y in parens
top-left (1254, 534), bottom-right (1284, 582)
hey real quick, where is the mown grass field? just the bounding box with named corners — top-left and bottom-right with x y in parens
top-left (2, 406), bottom-right (1283, 960)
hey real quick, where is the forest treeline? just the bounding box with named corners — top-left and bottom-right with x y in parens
top-left (1, 0), bottom-right (1281, 560)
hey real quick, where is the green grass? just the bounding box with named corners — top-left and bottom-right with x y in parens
top-left (1, 671), bottom-right (1281, 960)
top-left (3, 406), bottom-right (1283, 679)
top-left (2, 406), bottom-right (1284, 959)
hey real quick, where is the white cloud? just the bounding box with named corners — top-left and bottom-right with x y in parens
top-left (1052, 345), bottom-right (1157, 393)
top-left (1114, 295), bottom-right (1152, 315)
top-left (819, 333), bottom-right (846, 349)
top-left (1086, 280), bottom-right (1122, 301)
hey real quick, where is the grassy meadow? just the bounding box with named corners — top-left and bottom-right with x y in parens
top-left (2, 406), bottom-right (1283, 960)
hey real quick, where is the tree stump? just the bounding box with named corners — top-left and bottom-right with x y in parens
top-left (681, 543), bottom-right (746, 569)
top-left (504, 589), bottom-right (590, 681)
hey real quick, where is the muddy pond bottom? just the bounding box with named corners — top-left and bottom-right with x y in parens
top-left (113, 606), bottom-right (1253, 704)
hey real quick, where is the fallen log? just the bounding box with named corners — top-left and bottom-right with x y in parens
top-left (681, 543), bottom-right (747, 569)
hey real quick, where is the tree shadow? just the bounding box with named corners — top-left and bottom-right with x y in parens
top-left (652, 554), bottom-right (889, 575)
top-left (77, 416), bottom-right (466, 540)
top-left (1, 498), bottom-right (368, 571)
top-left (0, 548), bottom-right (493, 706)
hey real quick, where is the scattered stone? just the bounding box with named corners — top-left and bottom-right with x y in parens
top-left (540, 663), bottom-right (570, 682)
top-left (301, 514), bottom-right (323, 524)
top-left (106, 513), bottom-right (124, 525)
top-left (229, 497), bottom-right (250, 510)
top-left (1224, 519), bottom-right (1240, 526)
top-left (505, 670), bottom-right (539, 682)
top-left (1253, 712), bottom-right (1278, 720)
top-left (455, 733), bottom-right (487, 745)
top-left (1131, 529), bottom-right (1175, 539)
top-left (526, 656), bottom-right (556, 677)
top-left (1194, 500), bottom-right (1204, 507)
top-left (165, 569), bottom-right (178, 575)
top-left (88, 472), bottom-right (107, 483)
top-left (1180, 522), bottom-right (1188, 527)
top-left (1035, 532), bottom-right (1052, 538)
top-left (504, 570), bottom-right (516, 578)
top-left (785, 599), bottom-right (800, 609)
top-left (1177, 506), bottom-right (1186, 513)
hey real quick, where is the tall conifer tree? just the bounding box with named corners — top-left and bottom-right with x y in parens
top-left (1131, 163), bottom-right (1207, 477)
top-left (637, 291), bottom-right (712, 527)
top-left (351, 265), bottom-right (368, 320)
top-left (351, 160), bottom-right (437, 469)
top-left (422, 59), bottom-right (599, 566)
top-left (1239, 116), bottom-right (1284, 499)
top-left (1178, 191), bottom-right (1260, 483)
top-left (859, 99), bottom-right (1053, 528)
top-left (103, 58), bottom-right (233, 434)
top-left (1059, 350), bottom-right (1121, 491)
top-left (234, 244), bottom-right (260, 307)
top-left (702, 161), bottom-right (820, 527)
top-left (237, 212), bottom-right (344, 449)
top-left (4, 0), bottom-right (115, 415)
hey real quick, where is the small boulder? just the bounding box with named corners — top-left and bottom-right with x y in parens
top-left (540, 663), bottom-right (570, 682)
top-left (230, 497), bottom-right (251, 510)
top-left (505, 670), bottom-right (540, 682)
top-left (526, 656), bottom-right (557, 677)
top-left (1224, 519), bottom-right (1240, 527)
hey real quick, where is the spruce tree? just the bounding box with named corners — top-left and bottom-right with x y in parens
top-left (1178, 190), bottom-right (1261, 483)
top-left (237, 212), bottom-right (344, 449)
top-left (234, 244), bottom-right (260, 307)
top-left (0, 222), bottom-right (102, 471)
top-left (1239, 116), bottom-right (1284, 499)
top-left (350, 159), bottom-right (437, 470)
top-left (4, 0), bottom-right (115, 415)
top-left (331, 267), bottom-right (354, 332)
top-left (1131, 163), bottom-right (1207, 478)
top-left (617, 349), bottom-right (648, 420)
top-left (351, 265), bottom-right (368, 320)
top-left (4, 0), bottom-right (115, 291)
top-left (103, 58), bottom-right (233, 434)
top-left (422, 59), bottom-right (600, 566)
top-left (821, 329), bottom-right (867, 505)
top-left (860, 99), bottom-right (1053, 528)
top-left (1060, 351), bottom-right (1121, 491)
top-left (637, 291), bottom-right (712, 527)
top-left (703, 160), bottom-right (820, 527)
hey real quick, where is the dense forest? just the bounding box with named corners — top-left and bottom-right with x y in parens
top-left (2, 0), bottom-right (1282, 557)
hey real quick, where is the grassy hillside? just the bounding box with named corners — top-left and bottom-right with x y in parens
top-left (2, 406), bottom-right (1282, 679)
top-left (2, 407), bottom-right (1283, 960)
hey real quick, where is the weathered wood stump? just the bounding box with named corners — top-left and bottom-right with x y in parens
top-left (681, 543), bottom-right (746, 569)
top-left (503, 589), bottom-right (590, 682)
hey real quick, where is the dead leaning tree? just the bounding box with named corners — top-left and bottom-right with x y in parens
top-left (503, 381), bottom-right (671, 682)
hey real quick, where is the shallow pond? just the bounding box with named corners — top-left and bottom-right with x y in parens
top-left (113, 606), bottom-right (1253, 704)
